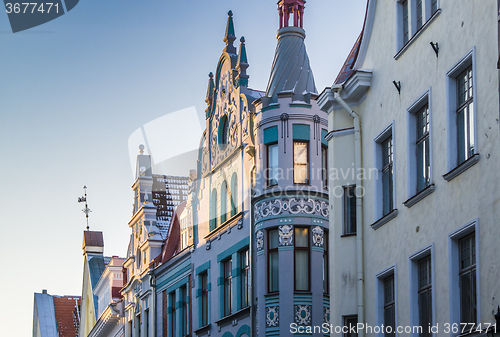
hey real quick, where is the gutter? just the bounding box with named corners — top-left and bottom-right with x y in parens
top-left (332, 85), bottom-right (365, 337)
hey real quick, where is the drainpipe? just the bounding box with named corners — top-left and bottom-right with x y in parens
top-left (149, 271), bottom-right (156, 337)
top-left (332, 85), bottom-right (365, 337)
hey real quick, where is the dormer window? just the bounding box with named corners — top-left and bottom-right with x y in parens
top-left (218, 114), bottom-right (229, 149)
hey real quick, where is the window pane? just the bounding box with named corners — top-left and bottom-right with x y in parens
top-left (418, 290), bottom-right (432, 336)
top-left (468, 103), bottom-right (475, 156)
top-left (269, 251), bottom-right (279, 292)
top-left (417, 0), bottom-right (423, 30)
top-left (295, 228), bottom-right (309, 247)
top-left (382, 168), bottom-right (393, 216)
top-left (221, 183), bottom-right (227, 223)
top-left (344, 186), bottom-right (357, 234)
top-left (431, 0), bottom-right (438, 14)
top-left (294, 141), bottom-right (309, 184)
top-left (295, 250), bottom-right (309, 290)
top-left (403, 0), bottom-right (409, 44)
top-left (322, 146), bottom-right (328, 188)
top-left (345, 316), bottom-right (358, 337)
top-left (268, 144), bottom-right (279, 185)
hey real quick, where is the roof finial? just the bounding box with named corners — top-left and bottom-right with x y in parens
top-left (236, 37), bottom-right (249, 87)
top-left (139, 144), bottom-right (145, 155)
top-left (78, 186), bottom-right (92, 231)
top-left (224, 10), bottom-right (237, 54)
top-left (205, 72), bottom-right (215, 117)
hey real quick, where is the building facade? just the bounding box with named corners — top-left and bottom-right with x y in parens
top-left (319, 0), bottom-right (500, 336)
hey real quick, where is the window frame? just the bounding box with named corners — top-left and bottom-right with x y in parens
top-left (267, 142), bottom-right (279, 187)
top-left (344, 315), bottom-right (359, 337)
top-left (374, 123), bottom-right (396, 224)
top-left (448, 219), bottom-right (480, 330)
top-left (321, 144), bottom-right (328, 189)
top-left (221, 181), bottom-right (228, 224)
top-left (294, 226), bottom-right (310, 292)
top-left (268, 228), bottom-right (279, 294)
top-left (409, 245), bottom-right (435, 337)
top-left (210, 188), bottom-right (218, 231)
top-left (445, 49), bottom-right (478, 175)
top-left (223, 258), bottom-right (232, 317)
top-left (200, 271), bottom-right (209, 327)
top-left (323, 231), bottom-right (329, 294)
top-left (343, 185), bottom-right (357, 235)
top-left (293, 140), bottom-right (310, 185)
top-left (376, 266), bottom-right (397, 337)
top-left (459, 233), bottom-right (477, 325)
top-left (181, 285), bottom-right (189, 337)
top-left (240, 249), bottom-right (250, 309)
top-left (406, 89), bottom-right (434, 201)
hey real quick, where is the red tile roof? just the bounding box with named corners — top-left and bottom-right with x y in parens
top-left (53, 296), bottom-right (81, 337)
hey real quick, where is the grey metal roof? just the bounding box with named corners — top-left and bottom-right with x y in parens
top-left (265, 26), bottom-right (317, 101)
top-left (34, 293), bottom-right (57, 337)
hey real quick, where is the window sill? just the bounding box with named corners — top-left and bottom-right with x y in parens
top-left (194, 324), bottom-right (211, 336)
top-left (371, 209), bottom-right (398, 230)
top-left (215, 306), bottom-right (250, 327)
top-left (443, 154), bottom-right (480, 182)
top-left (204, 212), bottom-right (244, 241)
top-left (341, 233), bottom-right (357, 238)
top-left (403, 184), bottom-right (435, 208)
top-left (394, 9), bottom-right (441, 60)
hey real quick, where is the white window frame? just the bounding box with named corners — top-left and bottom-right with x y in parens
top-left (374, 122), bottom-right (396, 223)
top-left (406, 89), bottom-right (433, 199)
top-left (409, 244), bottom-right (436, 337)
top-left (448, 219), bottom-right (480, 334)
top-left (445, 48), bottom-right (478, 172)
top-left (395, 0), bottom-right (441, 53)
top-left (376, 265), bottom-right (397, 337)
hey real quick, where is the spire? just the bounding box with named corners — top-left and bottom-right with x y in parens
top-left (236, 37), bottom-right (249, 87)
top-left (265, 1), bottom-right (316, 105)
top-left (223, 10), bottom-right (237, 54)
top-left (278, 0), bottom-right (306, 29)
top-left (205, 72), bottom-right (215, 114)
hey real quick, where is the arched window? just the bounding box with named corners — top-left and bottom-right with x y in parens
top-left (221, 181), bottom-right (228, 224)
top-left (231, 173), bottom-right (238, 216)
top-left (210, 189), bottom-right (218, 231)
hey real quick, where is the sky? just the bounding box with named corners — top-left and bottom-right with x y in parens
top-left (0, 1), bottom-right (367, 335)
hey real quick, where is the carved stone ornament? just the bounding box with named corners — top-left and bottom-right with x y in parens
top-left (323, 307), bottom-right (330, 324)
top-left (278, 225), bottom-right (293, 246)
top-left (237, 218), bottom-right (243, 229)
top-left (294, 305), bottom-right (312, 326)
top-left (254, 197), bottom-right (329, 222)
top-left (312, 226), bottom-right (324, 247)
top-left (206, 240), bottom-right (211, 250)
top-left (256, 230), bottom-right (264, 251)
top-left (266, 306), bottom-right (279, 327)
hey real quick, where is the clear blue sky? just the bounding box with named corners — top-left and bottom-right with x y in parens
top-left (0, 1), bottom-right (366, 335)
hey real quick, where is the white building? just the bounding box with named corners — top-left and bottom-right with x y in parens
top-left (318, 0), bottom-right (500, 336)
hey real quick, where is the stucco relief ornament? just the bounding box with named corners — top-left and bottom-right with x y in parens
top-left (206, 240), bottom-right (211, 250)
top-left (256, 230), bottom-right (264, 251)
top-left (266, 306), bottom-right (279, 327)
top-left (278, 225), bottom-right (294, 246)
top-left (312, 226), bottom-right (324, 247)
top-left (295, 305), bottom-right (312, 326)
top-left (254, 197), bottom-right (329, 222)
top-left (323, 307), bottom-right (330, 324)
top-left (237, 218), bottom-right (243, 229)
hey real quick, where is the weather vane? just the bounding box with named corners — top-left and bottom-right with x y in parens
top-left (78, 185), bottom-right (91, 231)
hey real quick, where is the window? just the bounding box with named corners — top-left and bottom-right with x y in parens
top-left (210, 189), bottom-right (218, 231)
top-left (223, 258), bottom-right (232, 316)
top-left (382, 137), bottom-right (394, 216)
top-left (384, 275), bottom-right (396, 337)
top-left (322, 145), bottom-right (328, 188)
top-left (241, 249), bottom-right (249, 308)
top-left (267, 143), bottom-right (279, 186)
top-left (219, 114), bottom-right (229, 149)
top-left (268, 229), bottom-right (279, 293)
top-left (323, 233), bottom-right (329, 294)
top-left (144, 309), bottom-right (149, 337)
top-left (344, 316), bottom-right (358, 337)
top-left (294, 227), bottom-right (310, 291)
top-left (294, 141), bottom-right (309, 184)
top-left (344, 186), bottom-right (357, 235)
top-left (201, 272), bottom-right (209, 327)
top-left (402, 0), bottom-right (409, 44)
top-left (416, 0), bottom-right (423, 30)
top-left (230, 173), bottom-right (238, 216)
top-left (181, 286), bottom-right (188, 336)
top-left (459, 233), bottom-right (476, 325)
top-left (416, 105), bottom-right (430, 192)
top-left (445, 50), bottom-right (478, 180)
top-left (456, 66), bottom-right (474, 165)
top-left (418, 256), bottom-right (432, 336)
top-left (431, 0), bottom-right (438, 15)
top-left (221, 181), bottom-right (228, 224)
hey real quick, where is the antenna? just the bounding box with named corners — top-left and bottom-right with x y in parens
top-left (78, 185), bottom-right (92, 231)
